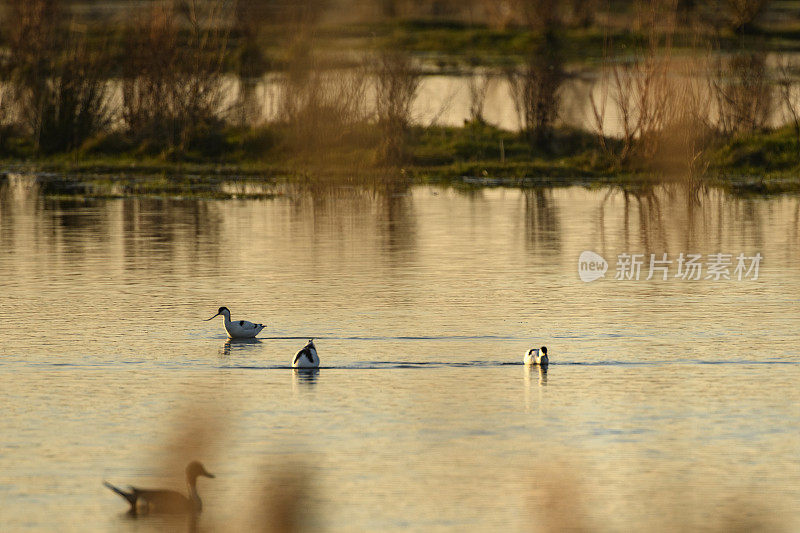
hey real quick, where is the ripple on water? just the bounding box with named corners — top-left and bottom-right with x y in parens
top-left (0, 186), bottom-right (799, 531)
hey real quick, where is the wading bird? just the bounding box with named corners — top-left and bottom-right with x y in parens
top-left (103, 461), bottom-right (215, 515)
top-left (524, 346), bottom-right (548, 365)
top-left (292, 339), bottom-right (319, 368)
top-left (205, 306), bottom-right (265, 339)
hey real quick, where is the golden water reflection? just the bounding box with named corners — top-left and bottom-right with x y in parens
top-left (0, 181), bottom-right (799, 531)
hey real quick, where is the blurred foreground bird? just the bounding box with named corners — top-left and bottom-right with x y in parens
top-left (103, 461), bottom-right (215, 515)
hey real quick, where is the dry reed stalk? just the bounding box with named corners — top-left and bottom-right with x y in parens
top-left (657, 56), bottom-right (715, 186)
top-left (254, 467), bottom-right (311, 533)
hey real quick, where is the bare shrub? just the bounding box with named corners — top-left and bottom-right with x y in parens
top-left (375, 50), bottom-right (421, 165)
top-left (591, 52), bottom-right (714, 188)
top-left (566, 0), bottom-right (599, 28)
top-left (589, 0), bottom-right (714, 186)
top-left (38, 33), bottom-right (111, 153)
top-left (506, 35), bottom-right (565, 148)
top-left (326, 67), bottom-right (370, 131)
top-left (590, 0), bottom-right (677, 166)
top-left (232, 0), bottom-right (273, 126)
top-left (589, 51), bottom-right (671, 166)
top-left (466, 70), bottom-right (493, 124)
top-left (280, 61), bottom-right (369, 152)
top-left (5, 0), bottom-right (111, 153)
top-left (479, 0), bottom-right (518, 30)
top-left (0, 88), bottom-right (8, 152)
top-left (120, 0), bottom-right (232, 153)
top-left (0, 49), bottom-right (15, 152)
top-left (120, 3), bottom-right (180, 147)
top-left (174, 0), bottom-right (233, 151)
top-left (726, 0), bottom-right (770, 33)
top-left (504, 0), bottom-right (565, 149)
top-left (650, 58), bottom-right (715, 185)
top-left (711, 52), bottom-right (774, 135)
top-left (275, 1), bottom-right (368, 151)
top-left (276, 5), bottom-right (369, 155)
top-left (776, 57), bottom-right (800, 147)
top-left (236, 1), bottom-right (327, 129)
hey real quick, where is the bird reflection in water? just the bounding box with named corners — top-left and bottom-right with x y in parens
top-left (524, 365), bottom-right (548, 411)
top-left (119, 508), bottom-right (199, 533)
top-left (292, 368), bottom-right (320, 391)
top-left (220, 337), bottom-right (262, 356)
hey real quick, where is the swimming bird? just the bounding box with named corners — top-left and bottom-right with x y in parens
top-left (205, 306), bottom-right (265, 339)
top-left (103, 461), bottom-right (215, 515)
top-left (524, 346), bottom-right (548, 365)
top-left (292, 339), bottom-right (319, 368)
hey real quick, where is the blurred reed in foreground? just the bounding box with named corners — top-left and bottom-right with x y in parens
top-left (528, 461), bottom-right (787, 533)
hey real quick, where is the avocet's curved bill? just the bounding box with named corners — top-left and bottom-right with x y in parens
top-left (206, 306), bottom-right (265, 339)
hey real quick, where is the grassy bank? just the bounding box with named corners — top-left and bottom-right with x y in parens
top-left (3, 123), bottom-right (799, 198)
top-left (3, 0), bottom-right (800, 200)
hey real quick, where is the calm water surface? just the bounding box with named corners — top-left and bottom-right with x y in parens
top-left (0, 181), bottom-right (799, 531)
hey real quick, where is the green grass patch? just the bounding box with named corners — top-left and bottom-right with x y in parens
top-left (3, 122), bottom-right (800, 197)
top-left (707, 126), bottom-right (800, 173)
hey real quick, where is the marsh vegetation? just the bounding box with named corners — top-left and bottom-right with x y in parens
top-left (1, 0), bottom-right (800, 194)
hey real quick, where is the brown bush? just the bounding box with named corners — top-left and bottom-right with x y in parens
top-left (119, 0), bottom-right (232, 153)
top-left (726, 0), bottom-right (770, 33)
top-left (777, 57), bottom-right (800, 147)
top-left (275, 3), bottom-right (369, 157)
top-left (711, 51), bottom-right (774, 135)
top-left (4, 0), bottom-right (111, 153)
top-left (505, 33), bottom-right (565, 149)
top-left (504, 0), bottom-right (566, 149)
top-left (466, 70), bottom-right (493, 124)
top-left (374, 50), bottom-right (421, 165)
top-left (120, 2), bottom-right (181, 147)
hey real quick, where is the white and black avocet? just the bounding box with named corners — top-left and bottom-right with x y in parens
top-left (205, 306), bottom-right (265, 339)
top-left (524, 346), bottom-right (549, 365)
top-left (292, 339), bottom-right (319, 368)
